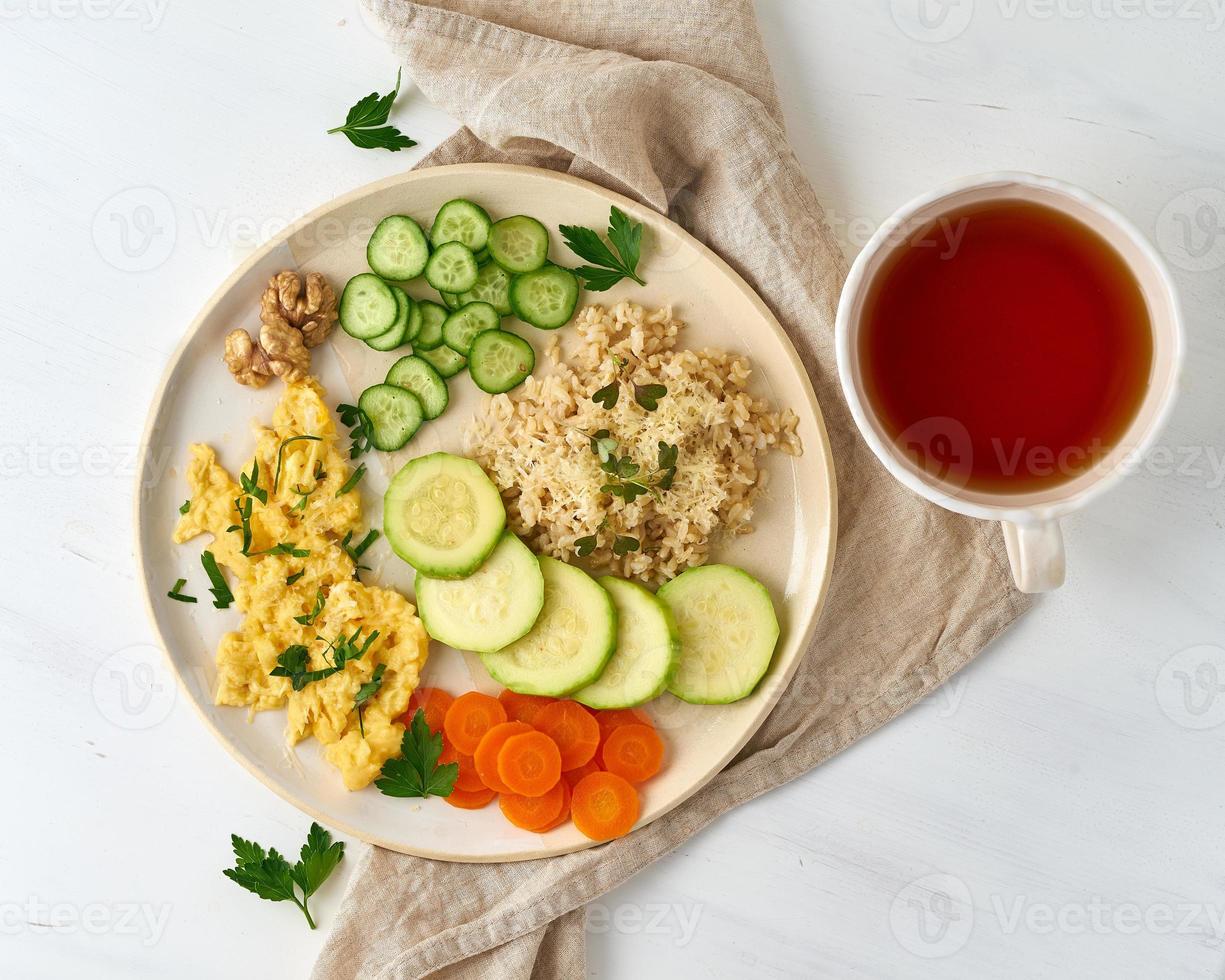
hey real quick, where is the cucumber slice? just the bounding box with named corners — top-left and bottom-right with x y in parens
top-left (366, 287), bottom-right (414, 351)
top-left (468, 330), bottom-right (535, 394)
top-left (357, 383), bottom-right (424, 452)
top-left (509, 266), bottom-right (580, 330)
top-left (416, 533), bottom-right (545, 653)
top-left (440, 292), bottom-right (463, 311)
top-left (386, 354), bottom-right (449, 420)
top-left (479, 557), bottom-right (617, 696)
top-left (457, 262), bottom-right (513, 316)
top-left (658, 565), bottom-right (780, 705)
top-left (367, 215), bottom-right (430, 281)
top-left (474, 247), bottom-right (492, 265)
top-left (339, 273), bottom-right (398, 340)
top-left (417, 344), bottom-right (466, 379)
top-left (430, 199), bottom-right (492, 252)
top-left (488, 215), bottom-right (550, 273)
top-left (442, 302), bottom-right (501, 356)
top-left (425, 242), bottom-right (479, 293)
top-left (414, 300), bottom-right (447, 350)
top-left (573, 577), bottom-right (680, 709)
top-left (384, 452), bottom-right (506, 578)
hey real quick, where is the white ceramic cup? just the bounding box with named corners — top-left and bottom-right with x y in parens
top-left (835, 173), bottom-right (1184, 593)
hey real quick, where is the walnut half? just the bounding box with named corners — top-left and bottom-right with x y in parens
top-left (224, 271), bottom-right (337, 387)
top-left (261, 271), bottom-right (337, 348)
top-left (224, 329), bottom-right (273, 387)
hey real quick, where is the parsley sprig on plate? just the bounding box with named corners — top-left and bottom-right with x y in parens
top-left (560, 206), bottom-right (647, 291)
top-left (375, 709), bottom-right (458, 799)
top-left (269, 627), bottom-right (380, 692)
top-left (222, 822), bottom-right (344, 930)
top-left (328, 69), bottom-right (417, 152)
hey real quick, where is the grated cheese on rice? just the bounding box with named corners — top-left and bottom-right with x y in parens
top-left (465, 301), bottom-right (801, 584)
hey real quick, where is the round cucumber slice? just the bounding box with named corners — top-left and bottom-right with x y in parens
top-left (456, 262), bottom-right (513, 316)
top-left (339, 273), bottom-right (398, 340)
top-left (573, 577), bottom-right (680, 709)
top-left (479, 557), bottom-right (617, 696)
top-left (658, 565), bottom-right (780, 705)
top-left (357, 383), bottom-right (423, 452)
top-left (384, 453), bottom-right (506, 579)
top-left (386, 354), bottom-right (449, 420)
top-left (442, 302), bottom-right (500, 356)
top-left (509, 266), bottom-right (580, 330)
top-left (414, 300), bottom-right (447, 350)
top-left (488, 215), bottom-right (550, 273)
top-left (416, 533), bottom-right (545, 653)
top-left (417, 344), bottom-right (466, 379)
top-left (366, 287), bottom-right (414, 351)
top-left (367, 215), bottom-right (430, 281)
top-left (425, 241), bottom-right (479, 294)
top-left (430, 199), bottom-right (492, 251)
top-left (468, 330), bottom-right (534, 394)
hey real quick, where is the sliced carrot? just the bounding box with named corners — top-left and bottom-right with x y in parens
top-left (496, 731), bottom-right (562, 797)
top-left (601, 724), bottom-right (664, 783)
top-left (444, 691), bottom-right (507, 754)
top-left (536, 780), bottom-right (572, 833)
top-left (440, 738), bottom-right (484, 792)
top-left (562, 759), bottom-right (602, 789)
top-left (499, 780), bottom-right (566, 831)
top-left (444, 785), bottom-right (496, 810)
top-left (498, 690), bottom-right (555, 726)
top-left (594, 707), bottom-right (653, 744)
top-left (533, 700), bottom-right (600, 771)
top-left (571, 772), bottom-right (640, 841)
top-left (401, 686), bottom-right (454, 733)
top-left (474, 721), bottom-right (533, 792)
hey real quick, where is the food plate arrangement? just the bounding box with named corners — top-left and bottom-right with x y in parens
top-left (136, 163), bottom-right (837, 861)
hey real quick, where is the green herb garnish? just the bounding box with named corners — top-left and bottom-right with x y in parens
top-left (335, 463), bottom-right (367, 497)
top-left (375, 709), bottom-right (458, 799)
top-left (274, 435), bottom-right (322, 493)
top-left (572, 439), bottom-right (677, 559)
top-left (341, 528), bottom-right (380, 567)
top-left (560, 206), bottom-right (646, 291)
top-left (250, 542), bottom-right (311, 558)
top-left (222, 822), bottom-right (344, 930)
top-left (354, 663), bottom-right (386, 738)
top-left (227, 496), bottom-right (254, 554)
top-left (293, 588), bottom-right (325, 626)
top-left (337, 404), bottom-right (375, 460)
top-left (328, 69), bottom-right (416, 152)
top-left (201, 550), bottom-right (233, 608)
top-left (167, 578), bottom-right (197, 603)
top-left (239, 459), bottom-right (268, 505)
top-left (286, 570), bottom-right (306, 586)
top-left (179, 499), bottom-right (191, 515)
top-left (269, 627), bottom-right (380, 692)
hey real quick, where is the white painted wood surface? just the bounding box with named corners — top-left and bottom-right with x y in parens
top-left (2, 1), bottom-right (1222, 977)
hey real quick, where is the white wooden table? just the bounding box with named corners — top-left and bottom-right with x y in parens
top-left (3, 1), bottom-right (1223, 976)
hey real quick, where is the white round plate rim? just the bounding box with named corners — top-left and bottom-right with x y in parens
top-left (134, 162), bottom-right (838, 862)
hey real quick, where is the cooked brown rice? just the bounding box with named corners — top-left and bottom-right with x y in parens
top-left (465, 301), bottom-right (801, 583)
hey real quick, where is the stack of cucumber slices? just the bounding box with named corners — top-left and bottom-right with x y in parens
top-left (385, 452), bottom-right (781, 707)
top-left (338, 200), bottom-right (581, 453)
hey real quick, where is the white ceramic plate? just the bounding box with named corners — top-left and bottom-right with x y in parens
top-left (136, 164), bottom-right (837, 861)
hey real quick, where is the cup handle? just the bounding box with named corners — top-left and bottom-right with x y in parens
top-left (1001, 520), bottom-right (1065, 593)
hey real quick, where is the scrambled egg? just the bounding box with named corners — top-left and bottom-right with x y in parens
top-left (173, 379), bottom-right (428, 790)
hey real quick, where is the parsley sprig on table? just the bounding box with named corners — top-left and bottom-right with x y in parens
top-left (328, 69), bottom-right (417, 152)
top-left (560, 206), bottom-right (647, 291)
top-left (375, 709), bottom-right (458, 799)
top-left (222, 822), bottom-right (344, 930)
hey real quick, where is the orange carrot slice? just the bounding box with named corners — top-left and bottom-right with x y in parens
top-left (474, 721), bottom-right (533, 792)
top-left (499, 780), bottom-right (566, 831)
top-left (593, 707), bottom-right (653, 745)
top-left (444, 785), bottom-right (496, 810)
top-left (562, 759), bottom-right (602, 789)
top-left (440, 738), bottom-right (485, 792)
top-left (536, 780), bottom-right (572, 833)
top-left (571, 772), bottom-right (640, 841)
top-left (444, 691), bottom-right (507, 754)
top-left (533, 700), bottom-right (600, 771)
top-left (498, 690), bottom-right (555, 726)
top-left (401, 686), bottom-right (454, 733)
top-left (601, 724), bottom-right (664, 783)
top-left (496, 731), bottom-right (562, 797)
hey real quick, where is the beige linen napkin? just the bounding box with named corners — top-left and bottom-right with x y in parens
top-left (314, 3), bottom-right (1031, 977)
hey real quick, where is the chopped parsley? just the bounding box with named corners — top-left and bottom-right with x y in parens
top-left (167, 578), bottom-right (197, 603)
top-left (335, 463), bottom-right (367, 497)
top-left (200, 550), bottom-right (234, 608)
top-left (354, 663), bottom-right (386, 738)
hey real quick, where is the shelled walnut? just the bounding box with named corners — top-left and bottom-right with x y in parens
top-left (224, 271), bottom-right (338, 387)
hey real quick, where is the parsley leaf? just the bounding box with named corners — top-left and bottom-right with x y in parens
top-left (167, 578), bottom-right (197, 603)
top-left (250, 542), bottom-right (311, 558)
top-left (226, 496), bottom-right (254, 555)
top-left (269, 628), bottom-right (379, 692)
top-left (354, 663), bottom-right (386, 738)
top-left (327, 69), bottom-right (417, 152)
top-left (239, 459), bottom-right (268, 505)
top-left (286, 569), bottom-right (306, 586)
top-left (200, 551), bottom-right (233, 609)
top-left (375, 709), bottom-right (458, 799)
top-left (559, 206), bottom-right (646, 291)
top-left (293, 588), bottom-right (325, 626)
top-left (179, 499), bottom-right (190, 515)
top-left (341, 528), bottom-right (380, 568)
top-left (222, 823), bottom-right (343, 930)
